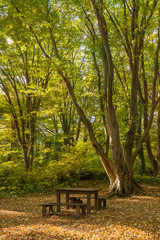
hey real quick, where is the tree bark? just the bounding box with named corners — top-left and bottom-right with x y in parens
top-left (136, 104), bottom-right (146, 174)
top-left (157, 15), bottom-right (160, 173)
top-left (140, 52), bottom-right (158, 175)
top-left (157, 104), bottom-right (160, 173)
top-left (91, 0), bottom-right (135, 194)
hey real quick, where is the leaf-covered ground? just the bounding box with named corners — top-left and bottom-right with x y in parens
top-left (0, 184), bottom-right (160, 239)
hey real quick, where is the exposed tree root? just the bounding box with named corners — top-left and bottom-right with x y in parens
top-left (106, 190), bottom-right (123, 198)
top-left (132, 181), bottom-right (144, 195)
top-left (105, 182), bottom-right (144, 198)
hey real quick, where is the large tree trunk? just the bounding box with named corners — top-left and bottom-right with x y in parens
top-left (107, 107), bottom-right (135, 195)
top-left (91, 0), bottom-right (136, 195)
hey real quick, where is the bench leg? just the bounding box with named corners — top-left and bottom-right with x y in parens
top-left (66, 193), bottom-right (69, 209)
top-left (57, 193), bottom-right (61, 212)
top-left (99, 200), bottom-right (102, 210)
top-left (95, 193), bottom-right (98, 211)
top-left (87, 193), bottom-right (91, 214)
top-left (81, 205), bottom-right (86, 215)
top-left (42, 205), bottom-right (46, 217)
top-left (75, 205), bottom-right (80, 218)
top-left (99, 199), bottom-right (106, 209)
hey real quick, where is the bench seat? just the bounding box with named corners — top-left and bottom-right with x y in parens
top-left (69, 196), bottom-right (106, 210)
top-left (42, 202), bottom-right (86, 218)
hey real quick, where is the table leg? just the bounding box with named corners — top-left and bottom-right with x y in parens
top-left (95, 192), bottom-right (98, 210)
top-left (42, 205), bottom-right (46, 217)
top-left (66, 193), bottom-right (69, 209)
top-left (87, 193), bottom-right (91, 214)
top-left (57, 192), bottom-right (61, 212)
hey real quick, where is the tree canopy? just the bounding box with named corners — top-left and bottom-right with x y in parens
top-left (0, 0), bottom-right (159, 196)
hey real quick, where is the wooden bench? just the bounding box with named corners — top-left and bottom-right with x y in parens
top-left (69, 196), bottom-right (106, 210)
top-left (42, 202), bottom-right (86, 218)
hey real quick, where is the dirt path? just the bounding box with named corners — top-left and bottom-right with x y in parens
top-left (0, 185), bottom-right (160, 239)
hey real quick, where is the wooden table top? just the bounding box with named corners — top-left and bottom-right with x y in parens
top-left (56, 188), bottom-right (99, 194)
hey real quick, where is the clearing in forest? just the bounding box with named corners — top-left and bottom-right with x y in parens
top-left (0, 185), bottom-right (160, 239)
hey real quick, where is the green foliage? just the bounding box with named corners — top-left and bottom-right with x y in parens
top-left (56, 140), bottom-right (106, 181)
top-left (0, 0), bottom-right (159, 194)
top-left (134, 174), bottom-right (160, 186)
top-left (0, 142), bottom-right (107, 195)
top-left (0, 161), bottom-right (58, 195)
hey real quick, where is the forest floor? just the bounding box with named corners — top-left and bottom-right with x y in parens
top-left (0, 184), bottom-right (160, 240)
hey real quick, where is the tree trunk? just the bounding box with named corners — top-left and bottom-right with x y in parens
top-left (91, 0), bottom-right (136, 195)
top-left (138, 147), bottom-right (146, 174)
top-left (111, 170), bottom-right (134, 196)
top-left (146, 138), bottom-right (158, 175)
top-left (136, 103), bottom-right (146, 173)
top-left (23, 147), bottom-right (31, 171)
top-left (142, 76), bottom-right (158, 174)
top-left (139, 49), bottom-right (159, 175)
top-left (157, 106), bottom-right (160, 174)
top-left (21, 114), bottom-right (36, 171)
top-left (157, 0), bottom-right (160, 174)
top-left (22, 138), bottom-right (35, 171)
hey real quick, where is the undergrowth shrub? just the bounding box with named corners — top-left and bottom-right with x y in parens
top-left (60, 141), bottom-right (106, 180)
top-left (0, 142), bottom-right (107, 195)
top-left (1, 136), bottom-right (160, 196)
top-left (134, 173), bottom-right (160, 186)
top-left (0, 161), bottom-right (58, 195)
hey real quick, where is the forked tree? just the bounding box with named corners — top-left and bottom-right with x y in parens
top-left (2, 0), bottom-right (160, 194)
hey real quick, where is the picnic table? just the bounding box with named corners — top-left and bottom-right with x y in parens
top-left (42, 188), bottom-right (107, 217)
top-left (56, 188), bottom-right (99, 214)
